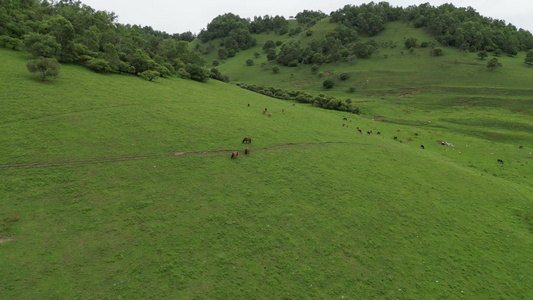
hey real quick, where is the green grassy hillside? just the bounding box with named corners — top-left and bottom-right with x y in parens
top-left (1, 46), bottom-right (532, 299)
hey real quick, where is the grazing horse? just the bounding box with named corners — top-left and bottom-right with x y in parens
top-left (393, 136), bottom-right (398, 140)
top-left (342, 123), bottom-right (345, 127)
top-left (519, 145), bottom-right (523, 149)
top-left (377, 131), bottom-right (381, 135)
top-left (282, 108), bottom-right (285, 113)
top-left (343, 117), bottom-right (348, 121)
top-left (268, 113), bottom-right (272, 117)
top-left (367, 131), bottom-right (371, 135)
top-left (292, 103), bottom-right (295, 106)
top-left (414, 132), bottom-right (419, 136)
top-left (262, 110), bottom-right (266, 115)
top-left (231, 151), bottom-right (238, 159)
top-left (357, 129), bottom-right (362, 134)
top-left (397, 128), bottom-right (401, 132)
top-left (247, 103), bottom-right (250, 107)
top-left (245, 147), bottom-right (250, 155)
top-left (421, 144), bottom-right (425, 149)
top-left (242, 137), bottom-right (252, 144)
top-left (497, 159), bottom-right (504, 164)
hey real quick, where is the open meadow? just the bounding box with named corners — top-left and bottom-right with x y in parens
top-left (1, 40), bottom-right (532, 300)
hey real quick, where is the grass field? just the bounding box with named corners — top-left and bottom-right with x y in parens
top-left (1, 33), bottom-right (532, 300)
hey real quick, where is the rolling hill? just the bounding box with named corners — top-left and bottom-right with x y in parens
top-left (1, 19), bottom-right (533, 299)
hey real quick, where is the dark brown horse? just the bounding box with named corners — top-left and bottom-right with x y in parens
top-left (242, 137), bottom-right (252, 144)
top-left (421, 144), bottom-right (425, 149)
top-left (245, 147), bottom-right (250, 155)
top-left (497, 159), bottom-right (504, 164)
top-left (231, 151), bottom-right (238, 159)
top-left (357, 129), bottom-right (362, 134)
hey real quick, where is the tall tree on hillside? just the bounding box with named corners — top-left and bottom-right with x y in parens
top-left (46, 15), bottom-right (76, 62)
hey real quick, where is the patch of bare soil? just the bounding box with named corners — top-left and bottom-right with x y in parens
top-left (398, 88), bottom-right (421, 98)
top-left (0, 237), bottom-right (13, 243)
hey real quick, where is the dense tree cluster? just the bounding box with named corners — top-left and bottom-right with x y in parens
top-left (403, 3), bottom-right (533, 55)
top-left (237, 83), bottom-right (360, 114)
top-left (330, 2), bottom-right (402, 36)
top-left (199, 13), bottom-right (289, 59)
top-left (0, 0), bottom-right (213, 82)
top-left (294, 10), bottom-right (328, 27)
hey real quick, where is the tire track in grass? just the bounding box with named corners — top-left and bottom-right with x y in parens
top-left (0, 141), bottom-right (372, 169)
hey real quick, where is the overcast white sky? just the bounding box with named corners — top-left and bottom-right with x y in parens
top-left (80, 0), bottom-right (533, 35)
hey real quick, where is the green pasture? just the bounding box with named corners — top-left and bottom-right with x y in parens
top-left (1, 38), bottom-right (532, 300)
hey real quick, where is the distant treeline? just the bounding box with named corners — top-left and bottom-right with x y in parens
top-left (237, 83), bottom-right (360, 114)
top-left (0, 0), bottom-right (215, 82)
top-left (1, 0), bottom-right (531, 81)
top-left (199, 2), bottom-right (532, 64)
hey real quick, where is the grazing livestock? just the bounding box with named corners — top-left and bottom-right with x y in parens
top-left (292, 103), bottom-right (295, 106)
top-left (357, 129), bottom-right (362, 134)
top-left (367, 131), bottom-right (371, 135)
top-left (497, 159), bottom-right (504, 164)
top-left (242, 137), bottom-right (252, 144)
top-left (414, 132), bottom-right (419, 136)
top-left (400, 140), bottom-right (403, 143)
top-left (231, 151), bottom-right (238, 159)
top-left (247, 103), bottom-right (250, 107)
top-left (397, 128), bottom-right (401, 132)
top-left (282, 108), bottom-right (285, 113)
top-left (262, 110), bottom-right (266, 115)
top-left (245, 147), bottom-right (250, 155)
top-left (342, 123), bottom-right (345, 127)
top-left (343, 117), bottom-right (348, 121)
top-left (421, 145), bottom-right (425, 149)
top-left (519, 145), bottom-right (523, 149)
top-left (393, 136), bottom-right (398, 140)
top-left (377, 131), bottom-right (381, 135)
top-left (268, 113), bottom-right (272, 117)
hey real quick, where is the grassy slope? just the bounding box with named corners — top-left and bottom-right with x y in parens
top-left (1, 45), bottom-right (532, 299)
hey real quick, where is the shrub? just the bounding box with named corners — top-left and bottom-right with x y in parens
top-left (139, 70), bottom-right (160, 81)
top-left (85, 58), bottom-right (112, 73)
top-left (272, 66), bottom-right (280, 74)
top-left (339, 73), bottom-right (349, 80)
top-left (246, 59), bottom-right (254, 66)
top-left (323, 78), bottom-right (335, 89)
top-left (432, 48), bottom-right (443, 56)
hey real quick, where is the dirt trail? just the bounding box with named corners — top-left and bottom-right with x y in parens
top-left (0, 141), bottom-right (360, 169)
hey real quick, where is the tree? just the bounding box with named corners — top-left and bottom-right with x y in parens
top-left (487, 58), bottom-right (502, 70)
top-left (525, 51), bottom-right (533, 65)
top-left (432, 48), bottom-right (443, 56)
top-left (46, 15), bottom-right (76, 62)
top-left (323, 78), bottom-right (335, 89)
top-left (27, 57), bottom-right (60, 81)
top-left (85, 58), bottom-right (112, 73)
top-left (246, 59), bottom-right (254, 66)
top-left (23, 33), bottom-right (60, 58)
top-left (404, 37), bottom-right (417, 49)
top-left (139, 70), bottom-right (160, 81)
top-left (477, 50), bottom-right (488, 60)
top-left (184, 64), bottom-right (210, 82)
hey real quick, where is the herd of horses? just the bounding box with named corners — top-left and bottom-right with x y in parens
top-left (230, 106), bottom-right (523, 164)
top-left (231, 138), bottom-right (252, 159)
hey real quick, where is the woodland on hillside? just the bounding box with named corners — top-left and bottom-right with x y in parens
top-left (1, 0), bottom-right (532, 80)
